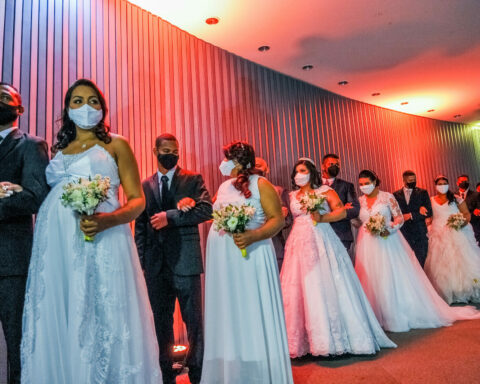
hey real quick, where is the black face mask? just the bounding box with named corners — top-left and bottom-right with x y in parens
top-left (406, 181), bottom-right (416, 189)
top-left (0, 102), bottom-right (19, 125)
top-left (157, 153), bottom-right (179, 170)
top-left (459, 181), bottom-right (469, 190)
top-left (327, 165), bottom-right (340, 177)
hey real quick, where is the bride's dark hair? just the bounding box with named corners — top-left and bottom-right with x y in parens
top-left (223, 141), bottom-right (261, 198)
top-left (434, 175), bottom-right (455, 204)
top-left (53, 78), bottom-right (111, 152)
top-left (291, 159), bottom-right (321, 190)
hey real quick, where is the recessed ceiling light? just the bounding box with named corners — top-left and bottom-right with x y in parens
top-left (302, 65), bottom-right (313, 71)
top-left (454, 114), bottom-right (462, 118)
top-left (205, 17), bottom-right (220, 25)
top-left (338, 81), bottom-right (349, 85)
top-left (427, 109), bottom-right (435, 112)
top-left (400, 101), bottom-right (409, 105)
top-left (371, 92), bottom-right (381, 96)
top-left (258, 45), bottom-right (270, 52)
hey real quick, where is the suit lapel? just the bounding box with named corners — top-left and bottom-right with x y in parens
top-left (169, 167), bottom-right (182, 198)
top-left (0, 128), bottom-right (22, 162)
top-left (149, 173), bottom-right (162, 210)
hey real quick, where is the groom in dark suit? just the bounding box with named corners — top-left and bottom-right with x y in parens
top-left (0, 83), bottom-right (49, 384)
top-left (456, 174), bottom-right (480, 245)
top-left (321, 154), bottom-right (360, 262)
top-left (135, 133), bottom-right (212, 384)
top-left (393, 170), bottom-right (432, 268)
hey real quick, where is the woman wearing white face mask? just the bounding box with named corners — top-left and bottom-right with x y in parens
top-left (280, 160), bottom-right (396, 358)
top-left (425, 175), bottom-right (480, 305)
top-left (354, 170), bottom-right (480, 333)
top-left (21, 79), bottom-right (162, 383)
top-left (202, 141), bottom-right (293, 384)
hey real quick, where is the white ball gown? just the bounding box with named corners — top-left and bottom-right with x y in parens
top-left (355, 191), bottom-right (480, 333)
top-left (280, 185), bottom-right (396, 358)
top-left (201, 175), bottom-right (293, 384)
top-left (425, 196), bottom-right (480, 304)
top-left (21, 145), bottom-right (162, 383)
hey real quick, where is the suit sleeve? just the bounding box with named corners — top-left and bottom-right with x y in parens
top-left (411, 190), bottom-right (432, 221)
top-left (345, 182), bottom-right (360, 220)
top-left (165, 174), bottom-right (213, 227)
top-left (134, 184), bottom-right (149, 269)
top-left (280, 188), bottom-right (293, 229)
top-left (0, 139), bottom-right (49, 220)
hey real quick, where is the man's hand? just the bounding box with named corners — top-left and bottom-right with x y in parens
top-left (281, 207), bottom-right (289, 218)
top-left (419, 206), bottom-right (428, 216)
top-left (177, 197), bottom-right (196, 212)
top-left (474, 209), bottom-right (480, 217)
top-left (403, 213), bottom-right (412, 222)
top-left (0, 182), bottom-right (23, 198)
top-left (150, 212), bottom-right (168, 230)
top-left (344, 202), bottom-right (353, 210)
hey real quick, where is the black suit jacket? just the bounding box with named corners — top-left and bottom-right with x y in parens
top-left (393, 187), bottom-right (432, 239)
top-left (330, 178), bottom-right (360, 242)
top-left (135, 167), bottom-right (212, 278)
top-left (457, 189), bottom-right (480, 237)
top-left (0, 129), bottom-right (49, 276)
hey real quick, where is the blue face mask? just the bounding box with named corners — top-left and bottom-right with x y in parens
top-left (68, 104), bottom-right (103, 130)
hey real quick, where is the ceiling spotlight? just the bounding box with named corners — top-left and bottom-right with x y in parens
top-left (400, 101), bottom-right (409, 105)
top-left (427, 109), bottom-right (435, 112)
top-left (258, 45), bottom-right (270, 52)
top-left (371, 92), bottom-right (381, 96)
top-left (205, 17), bottom-right (220, 25)
top-left (454, 114), bottom-right (462, 118)
top-left (338, 81), bottom-right (349, 85)
top-left (302, 65), bottom-right (314, 71)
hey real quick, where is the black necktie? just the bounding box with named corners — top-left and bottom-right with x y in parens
top-left (161, 175), bottom-right (169, 208)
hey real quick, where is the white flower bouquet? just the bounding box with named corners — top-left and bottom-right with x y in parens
top-left (365, 213), bottom-right (389, 238)
top-left (446, 213), bottom-right (466, 231)
top-left (298, 191), bottom-right (327, 225)
top-left (212, 203), bottom-right (256, 257)
top-left (61, 174), bottom-right (111, 241)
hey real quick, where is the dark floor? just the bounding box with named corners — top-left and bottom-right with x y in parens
top-left (2, 304), bottom-right (480, 383)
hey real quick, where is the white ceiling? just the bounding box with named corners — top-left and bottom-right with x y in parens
top-left (128, 0), bottom-right (480, 126)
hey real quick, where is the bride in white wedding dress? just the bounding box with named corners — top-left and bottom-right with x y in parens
top-left (21, 79), bottom-right (161, 383)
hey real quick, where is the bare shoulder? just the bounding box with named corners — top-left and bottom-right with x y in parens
top-left (258, 176), bottom-right (275, 191)
top-left (110, 135), bottom-right (134, 156)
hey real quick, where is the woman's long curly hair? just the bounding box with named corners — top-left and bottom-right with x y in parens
top-left (52, 78), bottom-right (111, 152)
top-left (434, 175), bottom-right (455, 204)
top-left (291, 159), bottom-right (322, 190)
top-left (223, 141), bottom-right (262, 198)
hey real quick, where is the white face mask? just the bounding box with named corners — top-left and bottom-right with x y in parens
top-left (436, 184), bottom-right (449, 194)
top-left (360, 183), bottom-right (375, 195)
top-left (68, 104), bottom-right (103, 130)
top-left (294, 172), bottom-right (310, 187)
top-left (219, 160), bottom-right (236, 177)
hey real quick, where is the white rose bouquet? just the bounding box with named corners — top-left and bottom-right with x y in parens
top-left (365, 213), bottom-right (389, 238)
top-left (298, 191), bottom-right (327, 225)
top-left (446, 212), bottom-right (466, 231)
top-left (61, 174), bottom-right (111, 241)
top-left (212, 203), bottom-right (256, 257)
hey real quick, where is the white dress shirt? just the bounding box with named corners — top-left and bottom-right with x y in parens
top-left (157, 166), bottom-right (177, 198)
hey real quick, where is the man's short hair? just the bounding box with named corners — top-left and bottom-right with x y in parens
top-left (155, 133), bottom-right (178, 148)
top-left (457, 174), bottom-right (469, 180)
top-left (402, 170), bottom-right (416, 178)
top-left (0, 82), bottom-right (22, 104)
top-left (322, 153), bottom-right (339, 163)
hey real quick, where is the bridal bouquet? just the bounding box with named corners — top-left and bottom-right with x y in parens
top-left (61, 174), bottom-right (111, 241)
top-left (365, 213), bottom-right (389, 238)
top-left (212, 203), bottom-right (256, 257)
top-left (446, 213), bottom-right (466, 231)
top-left (299, 191), bottom-right (327, 226)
